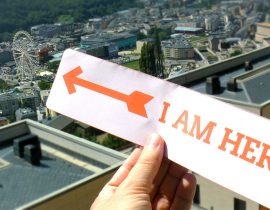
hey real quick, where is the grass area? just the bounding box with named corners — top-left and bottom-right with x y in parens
top-left (122, 60), bottom-right (140, 71)
top-left (189, 36), bottom-right (208, 42)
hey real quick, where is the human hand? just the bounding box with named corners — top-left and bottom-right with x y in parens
top-left (90, 134), bottom-right (196, 210)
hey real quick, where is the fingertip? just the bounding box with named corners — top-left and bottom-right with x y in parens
top-left (181, 173), bottom-right (197, 199)
top-left (183, 173), bottom-right (197, 188)
top-left (145, 133), bottom-right (164, 150)
top-left (122, 134), bottom-right (165, 188)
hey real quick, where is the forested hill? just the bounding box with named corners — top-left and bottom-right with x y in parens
top-left (0, 0), bottom-right (139, 41)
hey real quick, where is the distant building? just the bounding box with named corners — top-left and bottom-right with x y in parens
top-left (40, 90), bottom-right (57, 118)
top-left (174, 26), bottom-right (203, 35)
top-left (0, 89), bottom-right (41, 119)
top-left (84, 43), bottom-right (118, 58)
top-left (136, 38), bottom-right (154, 53)
top-left (20, 90), bottom-right (41, 111)
top-left (15, 108), bottom-right (37, 121)
top-left (0, 117), bottom-right (9, 126)
top-left (209, 36), bottom-right (222, 51)
top-left (54, 22), bottom-right (75, 34)
top-left (31, 24), bottom-right (61, 38)
top-left (88, 18), bottom-right (103, 30)
top-left (0, 49), bottom-right (13, 64)
top-left (36, 106), bottom-right (46, 121)
top-left (205, 15), bottom-right (220, 32)
top-left (255, 22), bottom-right (270, 42)
top-left (176, 20), bottom-right (198, 28)
top-left (80, 32), bottom-right (137, 50)
top-left (0, 94), bottom-right (20, 117)
top-left (162, 36), bottom-right (194, 60)
top-left (219, 37), bottom-right (241, 50)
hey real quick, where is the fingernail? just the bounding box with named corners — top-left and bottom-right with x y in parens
top-left (147, 134), bottom-right (161, 149)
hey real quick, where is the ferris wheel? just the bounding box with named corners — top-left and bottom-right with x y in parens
top-left (12, 31), bottom-right (38, 81)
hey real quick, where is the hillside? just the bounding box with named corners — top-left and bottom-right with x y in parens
top-left (0, 0), bottom-right (139, 41)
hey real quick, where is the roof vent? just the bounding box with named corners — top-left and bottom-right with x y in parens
top-left (245, 61), bottom-right (253, 71)
top-left (24, 144), bottom-right (41, 165)
top-left (227, 78), bottom-right (238, 92)
top-left (206, 75), bottom-right (221, 94)
top-left (0, 159), bottom-right (9, 169)
top-left (13, 134), bottom-right (42, 165)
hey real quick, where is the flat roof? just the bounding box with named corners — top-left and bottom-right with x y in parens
top-left (175, 27), bottom-right (203, 32)
top-left (0, 120), bottom-right (126, 209)
top-left (168, 46), bottom-right (270, 105)
top-left (188, 56), bottom-right (270, 104)
top-left (162, 37), bottom-right (192, 49)
top-left (0, 145), bottom-right (93, 210)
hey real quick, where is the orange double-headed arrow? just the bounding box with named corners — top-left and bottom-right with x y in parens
top-left (63, 66), bottom-right (154, 118)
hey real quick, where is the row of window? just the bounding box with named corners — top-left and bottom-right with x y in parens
top-left (193, 185), bottom-right (246, 210)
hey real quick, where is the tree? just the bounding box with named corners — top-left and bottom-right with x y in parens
top-left (57, 15), bottom-right (74, 24)
top-left (38, 80), bottom-right (52, 90)
top-left (0, 0), bottom-right (140, 42)
top-left (139, 43), bottom-right (147, 73)
top-left (47, 61), bottom-right (60, 72)
top-left (136, 32), bottom-right (146, 40)
top-left (102, 134), bottom-right (130, 149)
top-left (0, 79), bottom-right (10, 90)
top-left (230, 50), bottom-right (242, 57)
top-left (154, 29), bottom-right (165, 78)
top-left (139, 30), bottom-right (165, 77)
top-left (139, 43), bottom-right (156, 76)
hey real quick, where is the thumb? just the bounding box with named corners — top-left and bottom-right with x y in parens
top-left (123, 134), bottom-right (164, 190)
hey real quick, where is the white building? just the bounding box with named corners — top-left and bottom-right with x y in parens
top-left (255, 22), bottom-right (270, 43)
top-left (162, 36), bottom-right (194, 60)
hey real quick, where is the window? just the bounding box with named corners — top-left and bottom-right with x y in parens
top-left (234, 198), bottom-right (246, 210)
top-left (193, 184), bottom-right (200, 205)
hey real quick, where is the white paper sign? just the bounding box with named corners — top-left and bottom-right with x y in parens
top-left (47, 49), bottom-right (270, 208)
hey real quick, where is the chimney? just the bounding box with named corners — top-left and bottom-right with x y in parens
top-left (24, 144), bottom-right (41, 165)
top-left (227, 78), bottom-right (238, 92)
top-left (245, 61), bottom-right (253, 71)
top-left (206, 75), bottom-right (221, 94)
top-left (13, 134), bottom-right (42, 165)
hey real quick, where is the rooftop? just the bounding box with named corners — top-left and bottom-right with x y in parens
top-left (175, 26), bottom-right (203, 32)
top-left (162, 37), bottom-right (193, 49)
top-left (0, 120), bottom-right (126, 210)
top-left (257, 22), bottom-right (270, 28)
top-left (168, 46), bottom-right (270, 106)
top-left (81, 32), bottom-right (136, 43)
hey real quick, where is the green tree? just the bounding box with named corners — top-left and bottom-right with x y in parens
top-left (38, 80), bottom-right (52, 90)
top-left (47, 61), bottom-right (60, 72)
top-left (0, 79), bottom-right (11, 90)
top-left (139, 33), bottom-right (164, 77)
top-left (139, 43), bottom-right (156, 76)
top-left (57, 15), bottom-right (74, 23)
top-left (139, 43), bottom-right (147, 73)
top-left (154, 29), bottom-right (165, 78)
top-left (136, 32), bottom-right (146, 40)
top-left (147, 43), bottom-right (156, 76)
top-left (0, 0), bottom-right (139, 42)
top-left (101, 134), bottom-right (130, 149)
top-left (230, 50), bottom-right (242, 57)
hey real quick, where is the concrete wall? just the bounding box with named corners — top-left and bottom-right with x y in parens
top-left (196, 175), bottom-right (259, 210)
